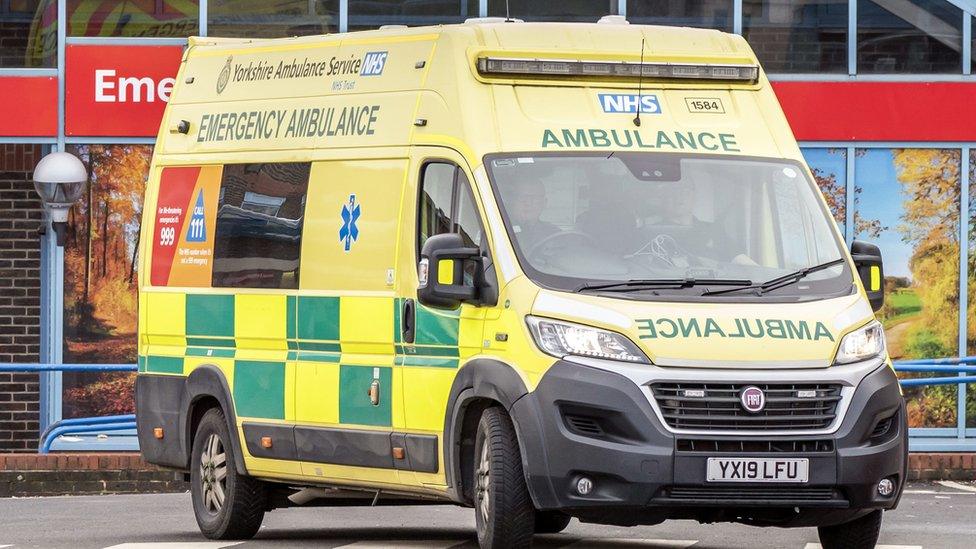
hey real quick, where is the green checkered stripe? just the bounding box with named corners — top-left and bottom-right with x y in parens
top-left (140, 294), bottom-right (463, 424)
top-left (393, 297), bottom-right (462, 369)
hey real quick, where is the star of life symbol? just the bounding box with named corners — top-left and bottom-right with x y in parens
top-left (186, 190), bottom-right (207, 242)
top-left (339, 194), bottom-right (361, 251)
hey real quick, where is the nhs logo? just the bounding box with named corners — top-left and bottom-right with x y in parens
top-left (360, 51), bottom-right (388, 76)
top-left (599, 94), bottom-right (662, 114)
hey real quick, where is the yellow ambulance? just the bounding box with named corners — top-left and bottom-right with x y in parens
top-left (136, 18), bottom-right (905, 549)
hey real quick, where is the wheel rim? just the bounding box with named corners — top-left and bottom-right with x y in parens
top-left (200, 433), bottom-right (227, 515)
top-left (476, 440), bottom-right (491, 523)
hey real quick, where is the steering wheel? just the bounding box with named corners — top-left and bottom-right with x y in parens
top-left (527, 230), bottom-right (599, 257)
top-left (633, 232), bottom-right (703, 268)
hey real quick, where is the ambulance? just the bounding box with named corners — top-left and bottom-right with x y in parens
top-left (135, 18), bottom-right (906, 549)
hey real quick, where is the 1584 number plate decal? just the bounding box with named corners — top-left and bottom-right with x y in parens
top-left (686, 97), bottom-right (725, 114)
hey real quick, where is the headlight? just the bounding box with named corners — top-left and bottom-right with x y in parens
top-left (526, 316), bottom-right (649, 364)
top-left (833, 320), bottom-right (886, 364)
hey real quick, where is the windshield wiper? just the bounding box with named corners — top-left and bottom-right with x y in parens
top-left (576, 278), bottom-right (753, 293)
top-left (700, 258), bottom-right (846, 297)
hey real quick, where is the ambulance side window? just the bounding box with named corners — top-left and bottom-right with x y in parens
top-left (417, 161), bottom-right (485, 257)
top-left (418, 163), bottom-right (455, 247)
top-left (455, 173), bottom-right (483, 249)
top-left (212, 162), bottom-right (311, 289)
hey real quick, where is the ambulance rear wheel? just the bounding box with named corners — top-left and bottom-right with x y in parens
top-left (473, 406), bottom-right (535, 549)
top-left (817, 509), bottom-right (883, 549)
top-left (534, 510), bottom-right (572, 534)
top-left (191, 408), bottom-right (267, 540)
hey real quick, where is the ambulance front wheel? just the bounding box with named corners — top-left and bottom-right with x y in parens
top-left (473, 406), bottom-right (536, 549)
top-left (190, 407), bottom-right (268, 540)
top-left (817, 509), bottom-right (883, 549)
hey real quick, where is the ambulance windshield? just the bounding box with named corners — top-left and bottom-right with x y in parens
top-left (485, 152), bottom-right (852, 300)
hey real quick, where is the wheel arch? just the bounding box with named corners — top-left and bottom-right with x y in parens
top-left (180, 365), bottom-right (248, 476)
top-left (443, 358), bottom-right (534, 505)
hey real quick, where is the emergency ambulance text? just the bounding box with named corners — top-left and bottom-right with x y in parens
top-left (196, 105), bottom-right (381, 143)
top-left (542, 128), bottom-right (740, 152)
top-left (636, 317), bottom-right (834, 341)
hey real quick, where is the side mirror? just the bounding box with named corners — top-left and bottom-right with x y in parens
top-left (418, 233), bottom-right (482, 309)
top-left (850, 240), bottom-right (884, 312)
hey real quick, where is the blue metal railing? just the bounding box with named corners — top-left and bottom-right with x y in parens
top-left (4, 358), bottom-right (976, 452)
top-left (893, 357), bottom-right (976, 387)
top-left (0, 363), bottom-right (138, 454)
top-left (0, 363), bottom-right (138, 373)
top-left (38, 416), bottom-right (137, 453)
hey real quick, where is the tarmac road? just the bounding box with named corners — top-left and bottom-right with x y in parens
top-left (0, 481), bottom-right (974, 548)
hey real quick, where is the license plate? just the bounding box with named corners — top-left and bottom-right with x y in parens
top-left (706, 458), bottom-right (809, 483)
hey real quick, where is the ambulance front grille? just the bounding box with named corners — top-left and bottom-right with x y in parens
top-left (663, 486), bottom-right (841, 503)
top-left (650, 383), bottom-right (842, 431)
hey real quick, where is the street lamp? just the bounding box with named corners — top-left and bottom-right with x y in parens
top-left (32, 151), bottom-right (87, 431)
top-left (33, 151), bottom-right (87, 246)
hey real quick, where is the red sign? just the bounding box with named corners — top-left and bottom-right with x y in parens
top-left (65, 44), bottom-right (183, 137)
top-left (151, 166), bottom-right (222, 287)
top-left (0, 76), bottom-right (57, 137)
top-left (773, 81), bottom-right (976, 142)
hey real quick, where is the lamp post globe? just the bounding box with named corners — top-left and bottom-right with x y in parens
top-left (32, 151), bottom-right (87, 246)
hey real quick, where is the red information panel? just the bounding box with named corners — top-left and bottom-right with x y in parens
top-left (0, 76), bottom-right (57, 137)
top-left (65, 44), bottom-right (184, 137)
top-left (773, 81), bottom-right (976, 142)
top-left (150, 166), bottom-right (221, 287)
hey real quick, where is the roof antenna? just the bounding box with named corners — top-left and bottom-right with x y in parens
top-left (505, 0), bottom-right (512, 22)
top-left (633, 37), bottom-right (646, 127)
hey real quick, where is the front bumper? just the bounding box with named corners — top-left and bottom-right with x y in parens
top-left (510, 358), bottom-right (906, 527)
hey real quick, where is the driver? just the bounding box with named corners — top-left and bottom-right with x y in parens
top-left (509, 181), bottom-right (558, 250)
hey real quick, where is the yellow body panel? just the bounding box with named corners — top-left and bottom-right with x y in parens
top-left (295, 361), bottom-right (340, 424)
top-left (138, 21), bottom-right (878, 497)
top-left (234, 294), bottom-right (287, 350)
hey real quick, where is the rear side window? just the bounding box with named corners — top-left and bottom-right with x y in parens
top-left (212, 162), bottom-right (311, 289)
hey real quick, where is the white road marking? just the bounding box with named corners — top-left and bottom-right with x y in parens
top-left (562, 540), bottom-right (698, 548)
top-left (937, 480), bottom-right (976, 493)
top-left (904, 488), bottom-right (973, 496)
top-left (803, 543), bottom-right (922, 549)
top-left (337, 542), bottom-right (463, 548)
top-left (105, 541), bottom-right (243, 549)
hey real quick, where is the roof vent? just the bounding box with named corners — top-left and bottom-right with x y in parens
top-left (464, 17), bottom-right (524, 24)
top-left (598, 15), bottom-right (629, 25)
top-left (379, 25), bottom-right (408, 30)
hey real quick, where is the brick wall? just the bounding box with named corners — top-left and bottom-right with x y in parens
top-left (0, 453), bottom-right (188, 496)
top-left (908, 453), bottom-right (976, 481)
top-left (0, 20), bottom-right (30, 68)
top-left (0, 143), bottom-right (44, 452)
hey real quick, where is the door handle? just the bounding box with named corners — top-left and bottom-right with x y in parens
top-left (402, 298), bottom-right (416, 344)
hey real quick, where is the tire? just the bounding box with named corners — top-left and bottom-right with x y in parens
top-left (534, 510), bottom-right (572, 534)
top-left (473, 406), bottom-right (536, 549)
top-left (190, 408), bottom-right (267, 540)
top-left (817, 510), bottom-right (883, 549)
